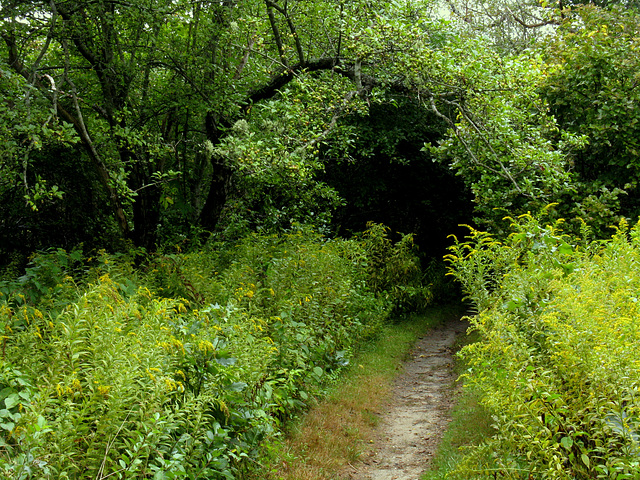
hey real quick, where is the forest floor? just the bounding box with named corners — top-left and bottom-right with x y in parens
top-left (340, 316), bottom-right (469, 480)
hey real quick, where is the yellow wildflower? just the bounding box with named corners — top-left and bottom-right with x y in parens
top-left (97, 385), bottom-right (111, 396)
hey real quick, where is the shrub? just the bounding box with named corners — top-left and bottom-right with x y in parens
top-left (0, 225), bottom-right (423, 478)
top-left (446, 212), bottom-right (640, 478)
top-left (359, 222), bottom-right (433, 313)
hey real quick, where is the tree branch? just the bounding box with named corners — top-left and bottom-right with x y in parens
top-left (265, 0), bottom-right (288, 67)
top-left (244, 57), bottom-right (409, 109)
top-left (295, 90), bottom-right (357, 155)
top-left (234, 35), bottom-right (257, 80)
top-left (2, 31), bottom-right (24, 73)
top-left (429, 95), bottom-right (532, 198)
top-left (54, 2), bottom-right (99, 67)
top-left (60, 38), bottom-right (131, 234)
top-left (506, 6), bottom-right (558, 29)
top-left (244, 57), bottom-right (339, 107)
top-left (266, 0), bottom-right (304, 64)
top-left (354, 58), bottom-right (363, 93)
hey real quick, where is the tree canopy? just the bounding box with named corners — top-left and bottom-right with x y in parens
top-left (2, 0), bottom-right (640, 258)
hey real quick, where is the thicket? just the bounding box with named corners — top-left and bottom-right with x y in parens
top-left (446, 209), bottom-right (640, 478)
top-left (0, 224), bottom-right (430, 479)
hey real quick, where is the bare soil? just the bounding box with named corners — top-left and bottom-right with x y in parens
top-left (340, 316), bottom-right (468, 480)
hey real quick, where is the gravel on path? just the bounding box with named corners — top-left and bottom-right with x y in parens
top-left (341, 316), bottom-right (469, 480)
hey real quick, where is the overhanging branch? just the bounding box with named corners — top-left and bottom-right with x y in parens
top-left (243, 57), bottom-right (409, 110)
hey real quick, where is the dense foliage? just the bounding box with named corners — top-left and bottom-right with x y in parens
top-left (0, 224), bottom-right (431, 479)
top-left (541, 5), bottom-right (640, 235)
top-left (0, 0), bottom-right (611, 259)
top-left (4, 0), bottom-right (640, 477)
top-left (447, 212), bottom-right (640, 478)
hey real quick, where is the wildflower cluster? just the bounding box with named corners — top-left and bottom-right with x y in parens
top-left (0, 226), bottom-right (424, 479)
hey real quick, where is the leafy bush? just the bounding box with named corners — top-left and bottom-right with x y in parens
top-left (541, 6), bottom-right (640, 233)
top-left (359, 222), bottom-right (433, 314)
top-left (446, 211), bottom-right (640, 478)
top-left (0, 225), bottom-right (425, 478)
top-left (0, 248), bottom-right (86, 310)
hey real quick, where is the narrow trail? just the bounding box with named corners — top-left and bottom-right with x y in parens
top-left (342, 316), bottom-right (469, 480)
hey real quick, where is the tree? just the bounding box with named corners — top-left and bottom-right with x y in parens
top-left (0, 0), bottom-right (395, 249)
top-left (1, 0), bottom-right (179, 248)
top-left (0, 0), bottom-right (590, 255)
top-left (540, 5), bottom-right (640, 233)
top-left (0, 56), bottom-right (87, 264)
top-left (442, 0), bottom-right (559, 52)
top-left (357, 12), bottom-right (584, 231)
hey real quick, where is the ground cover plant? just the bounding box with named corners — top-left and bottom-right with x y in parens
top-left (0, 224), bottom-right (429, 479)
top-left (445, 209), bottom-right (640, 478)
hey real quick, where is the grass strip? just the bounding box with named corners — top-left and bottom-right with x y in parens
top-left (248, 303), bottom-right (465, 480)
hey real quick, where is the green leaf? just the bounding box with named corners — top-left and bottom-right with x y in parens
top-left (227, 382), bottom-right (247, 392)
top-left (0, 422), bottom-right (14, 432)
top-left (557, 243), bottom-right (573, 255)
top-left (560, 436), bottom-right (573, 450)
top-left (0, 387), bottom-right (13, 399)
top-left (505, 299), bottom-right (522, 312)
top-left (4, 394), bottom-right (20, 410)
top-left (581, 453), bottom-right (590, 467)
top-left (215, 357), bottom-right (237, 366)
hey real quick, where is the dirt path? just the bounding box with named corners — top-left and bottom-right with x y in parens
top-left (342, 316), bottom-right (468, 480)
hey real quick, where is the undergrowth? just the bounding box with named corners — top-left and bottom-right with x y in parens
top-left (0, 223), bottom-right (431, 479)
top-left (445, 210), bottom-right (640, 478)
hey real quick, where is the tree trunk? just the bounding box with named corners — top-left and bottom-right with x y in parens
top-left (198, 112), bottom-right (232, 231)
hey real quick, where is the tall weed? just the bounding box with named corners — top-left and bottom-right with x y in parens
top-left (0, 225), bottom-right (424, 478)
top-left (447, 213), bottom-right (640, 478)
